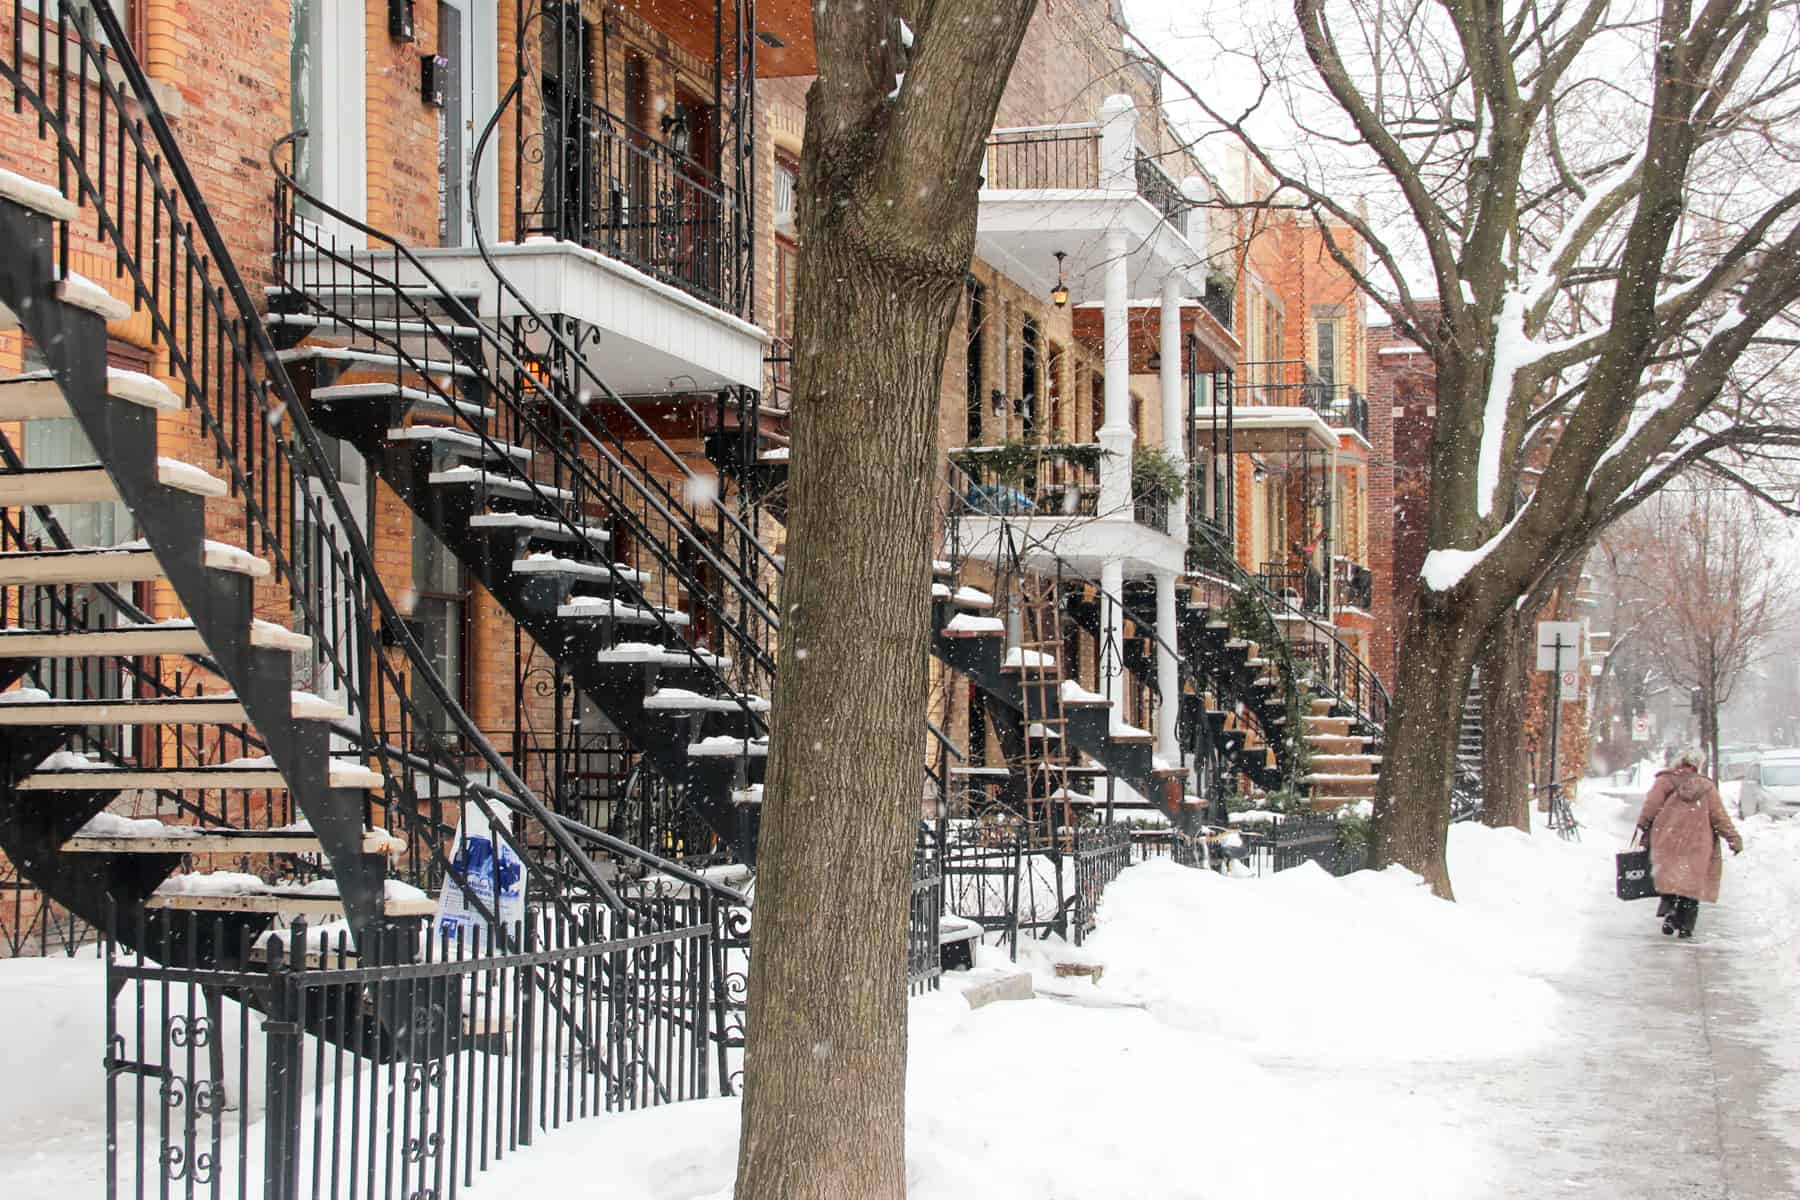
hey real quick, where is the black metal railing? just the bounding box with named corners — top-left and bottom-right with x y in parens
top-left (1198, 287), bottom-right (1233, 329)
top-left (1069, 821), bottom-right (1131, 942)
top-left (273, 136), bottom-right (784, 715)
top-left (983, 123), bottom-right (1101, 190)
top-left (1133, 152), bottom-right (1186, 227)
top-left (1, 0), bottom-right (760, 940)
top-left (949, 442), bottom-right (1104, 517)
top-left (1133, 483), bottom-right (1171, 534)
top-left (1239, 814), bottom-right (1367, 877)
top-left (1189, 520), bottom-right (1390, 748)
top-left (524, 96), bottom-right (744, 314)
top-left (1258, 561), bottom-right (1326, 616)
top-left (104, 898), bottom-right (730, 1200)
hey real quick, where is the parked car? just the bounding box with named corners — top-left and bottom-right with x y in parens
top-left (1740, 750), bottom-right (1800, 819)
top-left (1719, 745), bottom-right (1764, 782)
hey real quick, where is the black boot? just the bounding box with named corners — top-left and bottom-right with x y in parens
top-left (1674, 897), bottom-right (1700, 939)
top-left (1657, 895), bottom-right (1676, 920)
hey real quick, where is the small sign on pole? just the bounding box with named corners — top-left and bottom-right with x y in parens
top-left (1560, 669), bottom-right (1579, 694)
top-left (1632, 715), bottom-right (1651, 742)
top-left (1536, 621), bottom-right (1582, 672)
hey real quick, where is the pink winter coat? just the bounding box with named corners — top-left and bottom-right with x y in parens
top-left (1636, 768), bottom-right (1743, 903)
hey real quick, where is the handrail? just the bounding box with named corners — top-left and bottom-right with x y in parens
top-left (3, 0), bottom-right (738, 921)
top-left (1189, 517), bottom-right (1389, 737)
top-left (470, 80), bottom-right (788, 676)
top-left (270, 131), bottom-right (770, 719)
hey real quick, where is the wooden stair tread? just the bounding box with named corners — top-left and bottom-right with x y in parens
top-left (0, 623), bottom-right (207, 658)
top-left (63, 828), bottom-right (397, 854)
top-left (21, 763), bottom-right (384, 791)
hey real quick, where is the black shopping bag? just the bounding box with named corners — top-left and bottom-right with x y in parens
top-left (1616, 847), bottom-right (1657, 901)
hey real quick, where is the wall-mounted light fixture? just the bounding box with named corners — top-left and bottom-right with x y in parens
top-left (661, 112), bottom-right (691, 157)
top-left (420, 54), bottom-right (448, 108)
top-left (388, 0), bottom-right (415, 41)
top-left (1050, 251), bottom-right (1069, 308)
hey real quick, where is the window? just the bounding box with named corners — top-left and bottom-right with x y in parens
top-left (965, 280), bottom-right (985, 442)
top-left (25, 1), bottom-right (141, 53)
top-left (411, 516), bottom-right (468, 743)
top-left (1315, 317), bottom-right (1339, 389)
top-left (773, 156), bottom-right (798, 230)
top-left (1047, 342), bottom-right (1066, 438)
top-left (1089, 373), bottom-right (1103, 441)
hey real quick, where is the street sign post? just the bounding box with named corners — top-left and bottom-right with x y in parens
top-left (1536, 621), bottom-right (1583, 831)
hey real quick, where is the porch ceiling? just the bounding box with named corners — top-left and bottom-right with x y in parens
top-left (953, 514), bottom-right (1187, 578)
top-left (975, 191), bottom-right (1210, 308)
top-left (615, 0), bottom-right (816, 78)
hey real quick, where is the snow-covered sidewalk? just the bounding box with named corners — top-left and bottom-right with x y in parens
top-left (3, 787), bottom-right (1796, 1198)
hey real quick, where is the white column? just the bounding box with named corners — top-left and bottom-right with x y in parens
top-left (1155, 570), bottom-right (1180, 763)
top-left (1160, 273), bottom-right (1187, 536)
top-left (1099, 94), bottom-right (1137, 192)
top-left (1101, 559), bottom-right (1126, 728)
top-left (1097, 228), bottom-right (1133, 518)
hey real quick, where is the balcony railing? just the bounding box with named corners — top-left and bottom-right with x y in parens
top-left (1133, 484), bottom-right (1171, 535)
top-left (949, 442), bottom-right (1104, 516)
top-left (983, 125), bottom-right (1192, 236)
top-left (1237, 360), bottom-right (1371, 440)
top-left (524, 99), bottom-right (747, 315)
top-left (983, 123), bottom-right (1102, 190)
top-left (1259, 560), bottom-right (1327, 616)
top-left (1134, 152), bottom-right (1186, 228)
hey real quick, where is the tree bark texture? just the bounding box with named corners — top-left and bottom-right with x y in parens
top-left (1371, 594), bottom-right (1484, 899)
top-left (734, 4), bottom-right (1035, 1198)
top-left (1477, 612), bottom-right (1531, 833)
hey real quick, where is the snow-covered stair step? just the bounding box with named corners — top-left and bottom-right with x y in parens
top-left (1002, 647), bottom-right (1057, 670)
top-left (468, 511), bottom-right (610, 543)
top-left (511, 554), bottom-right (649, 585)
top-left (279, 346), bottom-right (480, 380)
top-left (643, 687), bottom-right (771, 714)
top-left (308, 380), bottom-right (493, 422)
top-left (62, 822), bottom-right (400, 856)
top-left (595, 641), bottom-right (728, 669)
top-left (0, 165), bottom-right (78, 220)
top-left (0, 459), bottom-right (226, 505)
top-left (1308, 754), bottom-right (1381, 774)
top-left (145, 874), bottom-right (435, 918)
top-left (557, 597), bottom-right (690, 626)
top-left (55, 273), bottom-right (132, 323)
top-left (687, 735), bottom-right (770, 758)
top-left (428, 466), bottom-right (573, 503)
top-left (0, 690), bottom-right (345, 726)
top-left (1058, 679), bottom-right (1110, 708)
top-left (0, 547), bottom-right (169, 585)
top-left (1107, 720), bottom-right (1154, 745)
top-left (731, 784), bottom-right (764, 806)
top-left (266, 312), bottom-right (482, 341)
top-left (252, 618), bottom-right (313, 654)
top-left (1303, 715), bottom-right (1354, 736)
top-left (0, 541), bottom-right (271, 584)
top-left (388, 425), bottom-right (531, 462)
top-left (954, 587), bottom-right (995, 610)
top-left (0, 367), bottom-right (183, 421)
top-left (20, 759), bottom-right (384, 792)
top-left (0, 621), bottom-right (206, 658)
top-left (942, 613), bottom-right (1004, 637)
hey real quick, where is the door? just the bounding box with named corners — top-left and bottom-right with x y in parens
top-left (437, 0), bottom-right (497, 247)
top-left (288, 0), bottom-right (367, 244)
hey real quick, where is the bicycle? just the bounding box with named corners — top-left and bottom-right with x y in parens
top-left (1535, 779), bottom-right (1582, 842)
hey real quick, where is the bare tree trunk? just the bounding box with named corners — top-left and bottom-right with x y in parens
top-left (1372, 600), bottom-right (1484, 898)
top-left (734, 5), bottom-right (1035, 1198)
top-left (1477, 612), bottom-right (1531, 832)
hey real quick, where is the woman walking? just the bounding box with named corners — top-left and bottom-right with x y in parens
top-left (1636, 748), bottom-right (1743, 939)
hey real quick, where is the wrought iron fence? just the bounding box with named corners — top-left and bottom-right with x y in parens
top-left (1069, 822), bottom-right (1131, 944)
top-left (1133, 483), bottom-right (1171, 534)
top-left (1239, 815), bottom-right (1366, 877)
top-left (104, 900), bottom-right (725, 1200)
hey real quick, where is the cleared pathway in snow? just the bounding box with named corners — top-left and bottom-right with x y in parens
top-left (1240, 798), bottom-right (1799, 1200)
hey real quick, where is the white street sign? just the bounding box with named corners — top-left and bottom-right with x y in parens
top-left (1632, 715), bottom-right (1651, 742)
top-left (1536, 621), bottom-right (1582, 672)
